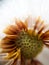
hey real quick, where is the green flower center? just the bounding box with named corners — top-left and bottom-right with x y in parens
top-left (15, 30), bottom-right (43, 59)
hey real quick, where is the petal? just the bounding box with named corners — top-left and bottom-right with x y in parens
top-left (41, 30), bottom-right (49, 40)
top-left (15, 19), bottom-right (27, 30)
top-left (38, 26), bottom-right (45, 34)
top-left (25, 16), bottom-right (35, 29)
top-left (5, 59), bottom-right (14, 65)
top-left (43, 36), bottom-right (49, 40)
top-left (37, 20), bottom-right (44, 31)
top-left (4, 35), bottom-right (18, 40)
top-left (38, 25), bottom-right (45, 38)
top-left (45, 44), bottom-right (49, 48)
top-left (4, 25), bottom-right (20, 35)
top-left (1, 36), bottom-right (17, 53)
top-left (5, 48), bottom-right (20, 59)
top-left (2, 46), bottom-right (16, 53)
top-left (43, 40), bottom-right (49, 48)
top-left (34, 17), bottom-right (40, 30)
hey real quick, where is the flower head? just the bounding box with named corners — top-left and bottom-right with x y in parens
top-left (1, 17), bottom-right (49, 65)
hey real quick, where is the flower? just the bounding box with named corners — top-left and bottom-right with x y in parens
top-left (1, 17), bottom-right (49, 65)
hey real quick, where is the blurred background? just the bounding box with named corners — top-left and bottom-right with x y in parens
top-left (0, 0), bottom-right (49, 65)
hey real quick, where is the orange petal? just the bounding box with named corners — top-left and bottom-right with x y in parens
top-left (15, 19), bottom-right (27, 30)
top-left (43, 42), bottom-right (49, 48)
top-left (5, 35), bottom-right (18, 40)
top-left (44, 44), bottom-right (49, 48)
top-left (1, 36), bottom-right (16, 48)
top-left (4, 25), bottom-right (20, 35)
top-left (34, 17), bottom-right (40, 31)
top-left (37, 20), bottom-right (44, 30)
top-left (2, 46), bottom-right (16, 53)
top-left (41, 30), bottom-right (49, 39)
top-left (43, 40), bottom-right (49, 43)
top-left (43, 36), bottom-right (49, 40)
top-left (25, 16), bottom-right (32, 28)
top-left (38, 25), bottom-right (45, 34)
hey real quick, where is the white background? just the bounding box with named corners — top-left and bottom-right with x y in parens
top-left (0, 0), bottom-right (49, 65)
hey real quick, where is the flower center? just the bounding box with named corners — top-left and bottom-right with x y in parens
top-left (15, 30), bottom-right (43, 59)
